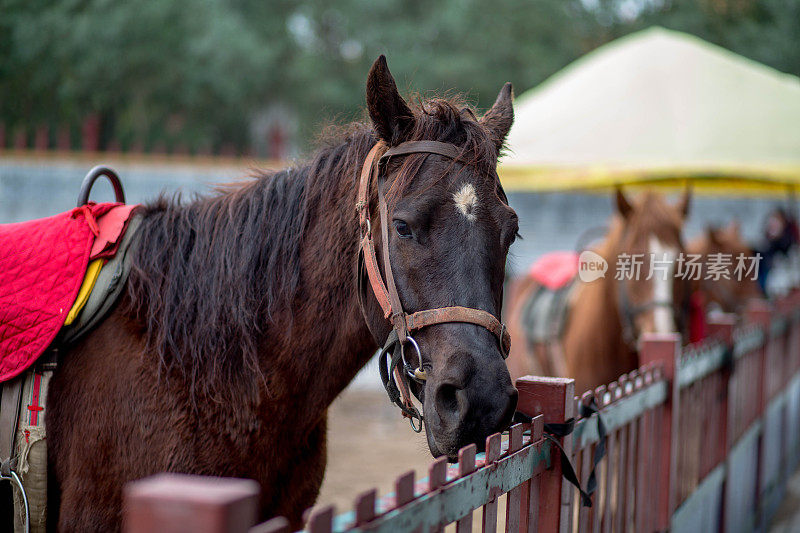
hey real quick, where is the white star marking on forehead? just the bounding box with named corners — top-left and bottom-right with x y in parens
top-left (453, 183), bottom-right (478, 222)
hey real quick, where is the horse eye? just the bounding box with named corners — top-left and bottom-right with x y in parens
top-left (394, 220), bottom-right (413, 239)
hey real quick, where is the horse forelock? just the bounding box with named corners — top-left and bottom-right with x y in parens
top-left (385, 97), bottom-right (501, 203)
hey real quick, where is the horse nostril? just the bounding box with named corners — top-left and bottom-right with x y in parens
top-left (435, 383), bottom-right (462, 422)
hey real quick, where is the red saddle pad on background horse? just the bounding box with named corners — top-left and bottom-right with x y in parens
top-left (527, 251), bottom-right (579, 290)
top-left (0, 202), bottom-right (137, 382)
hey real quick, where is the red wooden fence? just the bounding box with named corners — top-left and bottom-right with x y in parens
top-left (124, 291), bottom-right (800, 532)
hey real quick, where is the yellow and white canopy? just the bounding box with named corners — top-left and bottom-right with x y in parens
top-left (501, 27), bottom-right (800, 195)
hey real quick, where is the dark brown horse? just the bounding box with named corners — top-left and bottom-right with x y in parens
top-left (687, 221), bottom-right (763, 314)
top-left (506, 190), bottom-right (691, 393)
top-left (46, 57), bottom-right (519, 530)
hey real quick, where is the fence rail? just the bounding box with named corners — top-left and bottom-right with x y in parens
top-left (123, 291), bottom-right (800, 533)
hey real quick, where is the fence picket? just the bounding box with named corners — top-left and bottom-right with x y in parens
top-left (482, 433), bottom-right (503, 533)
top-left (394, 471), bottom-right (415, 508)
top-left (250, 517), bottom-right (290, 533)
top-left (527, 417), bottom-right (544, 533)
top-left (504, 424), bottom-right (525, 533)
top-left (592, 386), bottom-right (607, 533)
top-left (354, 489), bottom-right (376, 526)
top-left (456, 445), bottom-right (477, 533)
top-left (307, 506), bottom-right (334, 533)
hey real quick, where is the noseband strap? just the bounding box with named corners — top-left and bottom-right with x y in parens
top-left (357, 140), bottom-right (511, 425)
top-left (404, 306), bottom-right (511, 355)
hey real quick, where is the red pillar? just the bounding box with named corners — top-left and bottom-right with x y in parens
top-left (34, 124), bottom-right (48, 150)
top-left (56, 125), bottom-right (71, 151)
top-left (81, 115), bottom-right (100, 152)
top-left (13, 127), bottom-right (27, 150)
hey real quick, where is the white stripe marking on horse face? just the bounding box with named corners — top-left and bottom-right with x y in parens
top-left (649, 236), bottom-right (677, 333)
top-left (453, 183), bottom-right (478, 222)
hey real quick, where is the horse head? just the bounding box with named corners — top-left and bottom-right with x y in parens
top-left (610, 189), bottom-right (691, 346)
top-left (688, 220), bottom-right (763, 313)
top-left (360, 56), bottom-right (518, 459)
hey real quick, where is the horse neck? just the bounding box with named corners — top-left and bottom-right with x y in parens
top-left (584, 236), bottom-right (634, 356)
top-left (266, 150), bottom-right (378, 415)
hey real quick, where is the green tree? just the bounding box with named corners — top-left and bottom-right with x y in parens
top-left (1, 0), bottom-right (797, 153)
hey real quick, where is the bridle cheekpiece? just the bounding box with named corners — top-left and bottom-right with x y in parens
top-left (356, 140), bottom-right (511, 431)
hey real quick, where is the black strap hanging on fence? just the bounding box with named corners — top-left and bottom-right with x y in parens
top-left (578, 398), bottom-right (606, 501)
top-left (516, 397), bottom-right (607, 508)
top-left (543, 431), bottom-right (593, 507)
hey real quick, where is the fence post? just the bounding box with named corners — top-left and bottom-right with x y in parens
top-left (707, 313), bottom-right (736, 531)
top-left (515, 376), bottom-right (575, 533)
top-left (123, 473), bottom-right (260, 533)
top-left (707, 314), bottom-right (736, 458)
top-left (639, 332), bottom-right (681, 531)
top-left (746, 300), bottom-right (772, 417)
top-left (742, 300), bottom-right (772, 531)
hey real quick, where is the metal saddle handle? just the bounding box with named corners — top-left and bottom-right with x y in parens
top-left (77, 165), bottom-right (125, 206)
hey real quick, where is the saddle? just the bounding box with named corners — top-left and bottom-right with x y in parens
top-left (0, 202), bottom-right (139, 381)
top-left (527, 251), bottom-right (579, 291)
top-left (0, 167), bottom-right (141, 532)
top-left (520, 252), bottom-right (580, 376)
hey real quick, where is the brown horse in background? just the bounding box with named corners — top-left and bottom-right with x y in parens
top-left (506, 190), bottom-right (691, 393)
top-left (686, 221), bottom-right (762, 332)
top-left (46, 57), bottom-right (519, 530)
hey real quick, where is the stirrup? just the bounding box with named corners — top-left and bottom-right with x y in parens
top-left (0, 466), bottom-right (30, 533)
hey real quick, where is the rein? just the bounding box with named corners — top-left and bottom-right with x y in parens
top-left (356, 141), bottom-right (511, 430)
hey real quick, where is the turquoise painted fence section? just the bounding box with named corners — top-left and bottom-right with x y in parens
top-left (341, 439), bottom-right (551, 533)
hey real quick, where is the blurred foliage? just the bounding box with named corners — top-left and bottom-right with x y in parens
top-left (1, 0), bottom-right (798, 154)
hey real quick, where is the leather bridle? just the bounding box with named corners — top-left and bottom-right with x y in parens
top-left (356, 140), bottom-right (511, 431)
top-left (617, 279), bottom-right (676, 348)
top-left (616, 259), bottom-right (691, 348)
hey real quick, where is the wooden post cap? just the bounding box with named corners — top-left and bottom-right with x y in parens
top-left (124, 473), bottom-right (260, 533)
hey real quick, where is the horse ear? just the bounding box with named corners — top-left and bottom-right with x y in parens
top-left (726, 219), bottom-right (741, 236)
top-left (616, 189), bottom-right (633, 219)
top-left (676, 189), bottom-right (691, 218)
top-left (480, 82), bottom-right (514, 151)
top-left (366, 55), bottom-right (414, 145)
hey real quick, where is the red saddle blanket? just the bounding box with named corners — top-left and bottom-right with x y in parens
top-left (527, 251), bottom-right (579, 290)
top-left (0, 202), bottom-right (138, 382)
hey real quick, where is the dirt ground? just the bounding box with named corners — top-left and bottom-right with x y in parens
top-left (314, 388), bottom-right (433, 514)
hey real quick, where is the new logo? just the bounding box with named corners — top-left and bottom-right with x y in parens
top-left (578, 250), bottom-right (608, 282)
